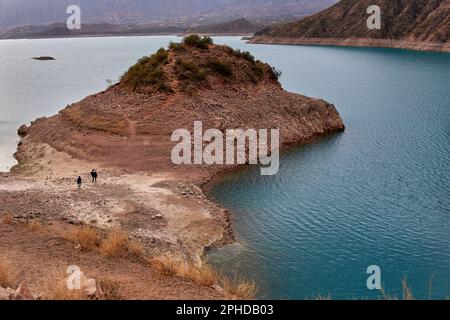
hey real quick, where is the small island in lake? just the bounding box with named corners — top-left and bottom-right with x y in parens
top-left (32, 56), bottom-right (55, 61)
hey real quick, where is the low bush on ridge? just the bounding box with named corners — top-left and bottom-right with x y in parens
top-left (121, 48), bottom-right (172, 92)
top-left (182, 35), bottom-right (213, 49)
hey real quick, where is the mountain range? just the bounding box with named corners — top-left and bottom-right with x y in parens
top-left (250, 0), bottom-right (450, 52)
top-left (0, 0), bottom-right (337, 29)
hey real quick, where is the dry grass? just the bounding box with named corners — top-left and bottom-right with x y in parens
top-left (127, 240), bottom-right (145, 257)
top-left (2, 212), bottom-right (13, 224)
top-left (66, 226), bottom-right (101, 251)
top-left (315, 293), bottom-right (332, 300)
top-left (402, 276), bottom-right (414, 300)
top-left (63, 225), bottom-right (144, 258)
top-left (0, 258), bottom-right (16, 288)
top-left (150, 255), bottom-right (257, 299)
top-left (150, 255), bottom-right (179, 277)
top-left (24, 219), bottom-right (47, 233)
top-left (99, 229), bottom-right (130, 257)
top-left (98, 278), bottom-right (122, 300)
top-left (183, 263), bottom-right (218, 287)
top-left (44, 280), bottom-right (89, 300)
top-left (221, 276), bottom-right (257, 300)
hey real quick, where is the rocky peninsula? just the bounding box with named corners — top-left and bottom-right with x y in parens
top-left (0, 36), bottom-right (344, 299)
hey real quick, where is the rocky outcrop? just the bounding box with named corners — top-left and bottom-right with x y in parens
top-left (250, 0), bottom-right (450, 53)
top-left (15, 36), bottom-right (344, 176)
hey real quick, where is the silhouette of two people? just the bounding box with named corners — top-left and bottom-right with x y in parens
top-left (76, 170), bottom-right (98, 189)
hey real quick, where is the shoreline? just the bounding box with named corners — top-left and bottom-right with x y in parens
top-left (0, 33), bottom-right (251, 42)
top-left (248, 37), bottom-right (450, 54)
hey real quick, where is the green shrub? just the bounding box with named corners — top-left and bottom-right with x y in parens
top-left (231, 48), bottom-right (255, 63)
top-left (175, 58), bottom-right (207, 94)
top-left (175, 59), bottom-right (206, 82)
top-left (121, 48), bottom-right (171, 92)
top-left (270, 66), bottom-right (282, 80)
top-left (208, 59), bottom-right (233, 77)
top-left (251, 63), bottom-right (266, 83)
top-left (182, 34), bottom-right (213, 49)
top-left (169, 41), bottom-right (184, 51)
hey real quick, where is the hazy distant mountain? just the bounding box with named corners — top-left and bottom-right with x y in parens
top-left (188, 18), bottom-right (258, 35)
top-left (250, 0), bottom-right (450, 52)
top-left (0, 0), bottom-right (337, 29)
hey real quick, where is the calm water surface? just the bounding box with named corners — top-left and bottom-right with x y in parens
top-left (0, 36), bottom-right (449, 299)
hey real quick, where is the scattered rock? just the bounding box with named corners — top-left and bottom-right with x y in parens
top-left (15, 282), bottom-right (34, 300)
top-left (0, 282), bottom-right (36, 300)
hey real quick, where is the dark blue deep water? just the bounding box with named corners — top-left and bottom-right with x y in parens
top-left (209, 40), bottom-right (450, 299)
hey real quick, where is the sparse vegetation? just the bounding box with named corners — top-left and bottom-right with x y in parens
top-left (66, 226), bottom-right (101, 251)
top-left (44, 280), bottom-right (89, 300)
top-left (98, 278), bottom-right (122, 300)
top-left (208, 59), bottom-right (233, 77)
top-left (2, 212), bottom-right (13, 224)
top-left (175, 58), bottom-right (207, 94)
top-left (121, 48), bottom-right (172, 92)
top-left (250, 62), bottom-right (266, 83)
top-left (99, 229), bottom-right (140, 258)
top-left (24, 219), bottom-right (46, 233)
top-left (222, 276), bottom-right (257, 300)
top-left (64, 225), bottom-right (143, 258)
top-left (127, 240), bottom-right (145, 257)
top-left (402, 276), bottom-right (414, 300)
top-left (150, 255), bottom-right (257, 299)
top-left (270, 66), bottom-right (282, 80)
top-left (229, 48), bottom-right (256, 63)
top-left (169, 41), bottom-right (184, 51)
top-left (182, 35), bottom-right (213, 50)
top-left (0, 259), bottom-right (15, 288)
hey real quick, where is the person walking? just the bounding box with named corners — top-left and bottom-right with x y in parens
top-left (76, 176), bottom-right (82, 189)
top-left (91, 169), bottom-right (98, 183)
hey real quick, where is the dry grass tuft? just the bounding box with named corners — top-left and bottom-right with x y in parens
top-left (2, 212), bottom-right (13, 224)
top-left (99, 229), bottom-right (129, 257)
top-left (180, 263), bottom-right (218, 287)
top-left (98, 278), bottom-right (122, 300)
top-left (127, 240), bottom-right (145, 257)
top-left (43, 279), bottom-right (89, 300)
top-left (402, 276), bottom-right (414, 300)
top-left (150, 255), bottom-right (257, 299)
top-left (0, 258), bottom-right (16, 288)
top-left (221, 276), bottom-right (257, 300)
top-left (66, 226), bottom-right (102, 251)
top-left (24, 219), bottom-right (46, 233)
top-left (150, 255), bottom-right (179, 277)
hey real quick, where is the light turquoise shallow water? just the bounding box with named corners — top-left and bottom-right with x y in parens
top-left (0, 36), bottom-right (449, 299)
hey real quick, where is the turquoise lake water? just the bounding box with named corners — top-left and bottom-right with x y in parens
top-left (0, 36), bottom-right (449, 299)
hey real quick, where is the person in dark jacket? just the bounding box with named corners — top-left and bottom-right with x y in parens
top-left (91, 169), bottom-right (98, 182)
top-left (77, 176), bottom-right (82, 189)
